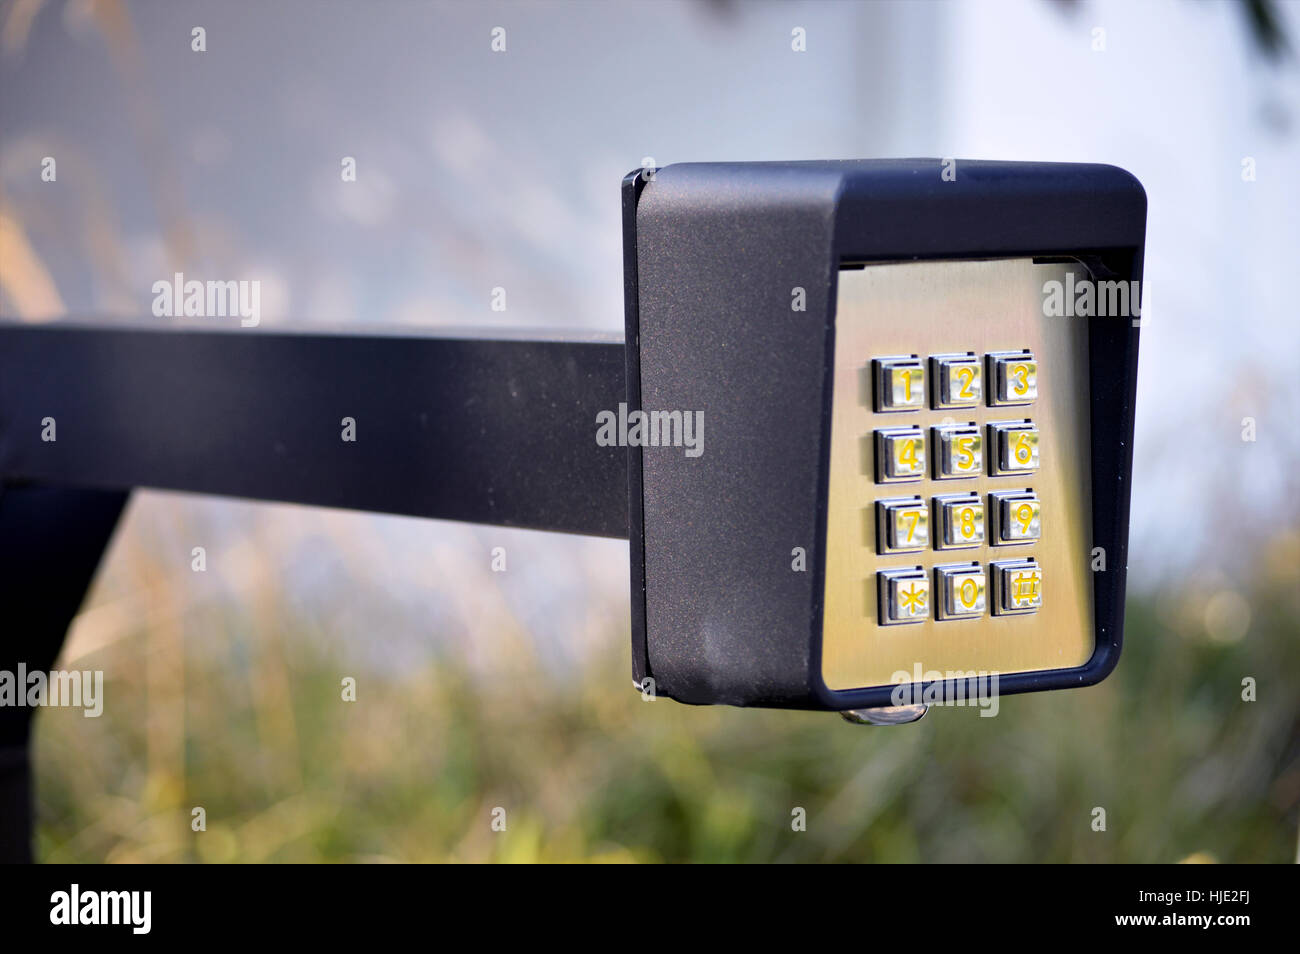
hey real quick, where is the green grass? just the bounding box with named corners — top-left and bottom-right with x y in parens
top-left (32, 536), bottom-right (1299, 863)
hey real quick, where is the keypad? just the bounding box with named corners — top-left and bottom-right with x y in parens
top-left (870, 349), bottom-right (1042, 623)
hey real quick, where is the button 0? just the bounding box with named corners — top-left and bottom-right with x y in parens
top-left (875, 496), bottom-right (929, 554)
top-left (991, 559), bottom-right (1042, 615)
top-left (988, 421), bottom-right (1039, 476)
top-left (875, 426), bottom-right (926, 483)
top-left (989, 490), bottom-right (1041, 544)
top-left (932, 423), bottom-right (983, 479)
top-left (877, 566), bottom-right (930, 624)
top-left (932, 492), bottom-right (984, 550)
top-left (934, 563), bottom-right (986, 620)
top-left (930, 353), bottom-right (982, 409)
top-left (986, 350), bottom-right (1037, 406)
top-left (872, 355), bottom-right (926, 412)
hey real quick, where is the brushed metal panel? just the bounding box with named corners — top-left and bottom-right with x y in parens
top-left (822, 258), bottom-right (1093, 691)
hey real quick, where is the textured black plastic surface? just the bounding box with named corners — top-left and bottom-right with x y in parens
top-left (624, 159), bottom-right (1146, 709)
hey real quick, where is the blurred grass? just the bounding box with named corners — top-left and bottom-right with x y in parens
top-left (31, 523), bottom-right (1300, 863)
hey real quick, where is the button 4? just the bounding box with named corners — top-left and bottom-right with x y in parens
top-left (875, 426), bottom-right (927, 483)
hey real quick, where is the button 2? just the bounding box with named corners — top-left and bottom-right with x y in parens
top-left (930, 353), bottom-right (982, 409)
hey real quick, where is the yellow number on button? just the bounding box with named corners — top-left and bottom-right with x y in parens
top-left (955, 436), bottom-right (976, 471)
top-left (898, 440), bottom-right (918, 470)
top-left (1015, 503), bottom-right (1034, 535)
top-left (1013, 432), bottom-right (1033, 465)
top-left (959, 577), bottom-right (979, 608)
top-left (1010, 364), bottom-right (1029, 396)
top-left (901, 509), bottom-right (919, 542)
top-left (958, 507), bottom-right (977, 540)
top-left (956, 366), bottom-right (975, 399)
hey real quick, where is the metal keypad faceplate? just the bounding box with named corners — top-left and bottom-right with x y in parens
top-left (822, 259), bottom-right (1094, 691)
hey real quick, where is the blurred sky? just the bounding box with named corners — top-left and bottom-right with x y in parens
top-left (1, 0), bottom-right (1298, 641)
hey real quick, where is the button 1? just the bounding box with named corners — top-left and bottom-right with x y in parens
top-left (932, 423), bottom-right (983, 479)
top-left (991, 559), bottom-right (1042, 615)
top-left (877, 566), bottom-right (930, 625)
top-left (930, 353), bottom-right (982, 409)
top-left (988, 420), bottom-right (1039, 476)
top-left (875, 426), bottom-right (927, 483)
top-left (932, 492), bottom-right (985, 550)
top-left (989, 490), bottom-right (1041, 544)
top-left (934, 563), bottom-right (986, 620)
top-left (872, 355), bottom-right (926, 412)
top-left (986, 350), bottom-right (1037, 406)
top-left (875, 496), bottom-right (929, 554)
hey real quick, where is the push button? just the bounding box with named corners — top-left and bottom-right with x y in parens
top-left (875, 426), bottom-right (927, 483)
top-left (988, 421), bottom-right (1039, 476)
top-left (930, 353), bottom-right (982, 409)
top-left (932, 492), bottom-right (984, 550)
top-left (991, 559), bottom-right (1042, 615)
top-left (877, 566), bottom-right (930, 624)
top-left (876, 497), bottom-right (929, 554)
top-left (932, 423), bottom-right (983, 479)
top-left (989, 490), bottom-right (1041, 544)
top-left (872, 356), bottom-right (926, 412)
top-left (986, 350), bottom-right (1037, 406)
top-left (934, 562), bottom-right (986, 620)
